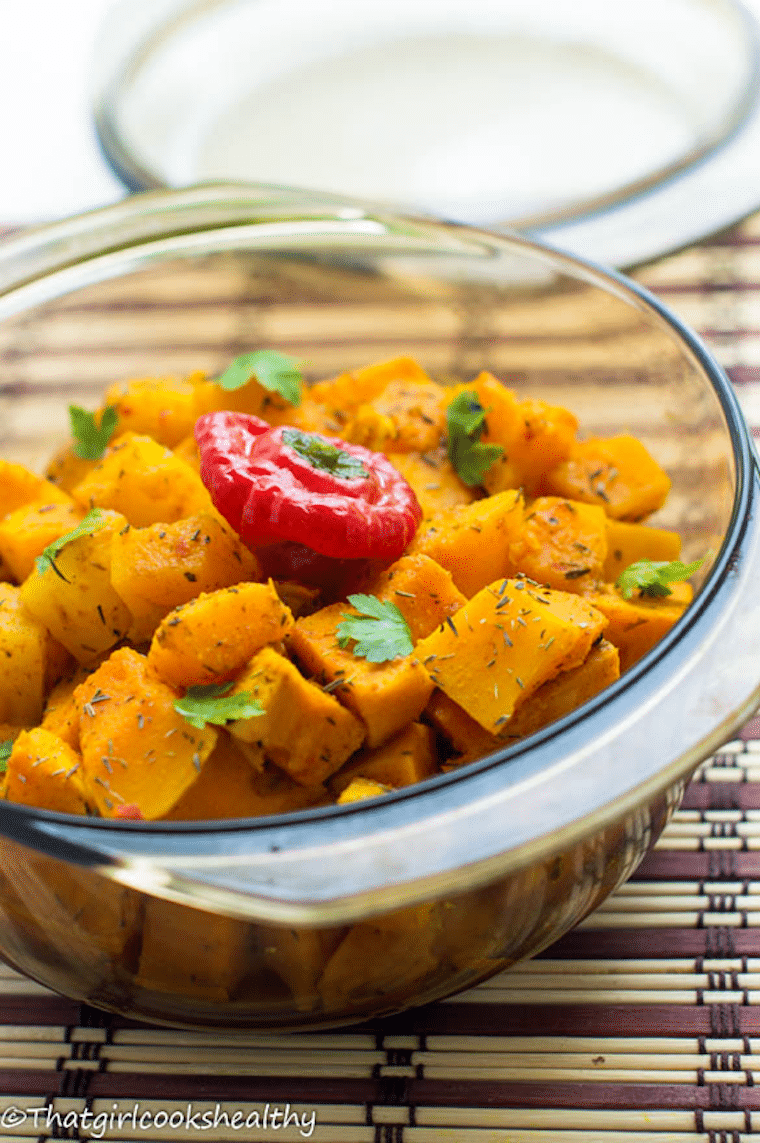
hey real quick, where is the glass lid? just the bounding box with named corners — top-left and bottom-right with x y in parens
top-left (93, 0), bottom-right (760, 267)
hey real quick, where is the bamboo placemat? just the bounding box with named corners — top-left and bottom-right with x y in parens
top-left (2, 215), bottom-right (760, 1140)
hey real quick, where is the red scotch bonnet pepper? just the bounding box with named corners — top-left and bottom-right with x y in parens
top-left (194, 412), bottom-right (422, 562)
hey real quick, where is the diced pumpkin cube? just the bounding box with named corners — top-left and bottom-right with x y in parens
top-left (584, 583), bottom-right (691, 672)
top-left (310, 356), bottom-right (433, 419)
top-left (20, 510), bottom-right (132, 663)
top-left (343, 377), bottom-right (447, 454)
top-left (101, 374), bottom-right (198, 448)
top-left (319, 920), bottom-right (440, 1011)
top-left (75, 648), bottom-right (217, 819)
top-left (407, 490), bottom-right (524, 598)
top-left (337, 777), bottom-right (392, 803)
top-left (228, 646), bottom-right (365, 786)
top-left (163, 735), bottom-right (326, 820)
top-left (148, 581), bottom-right (293, 689)
top-left (453, 374), bottom-right (578, 495)
top-left (389, 449), bottom-right (476, 517)
top-left (0, 584), bottom-right (69, 725)
top-left (193, 373), bottom-right (296, 425)
top-left (542, 434), bottom-right (671, 520)
top-left (288, 602), bottom-right (434, 748)
top-left (507, 496), bottom-right (608, 592)
top-left (0, 460), bottom-right (71, 515)
top-left (493, 638), bottom-right (620, 743)
top-left (330, 722), bottom-right (438, 796)
top-left (137, 896), bottom-right (249, 1002)
top-left (366, 554), bottom-right (466, 642)
top-left (416, 579), bottom-right (606, 733)
top-left (71, 432), bottom-right (213, 526)
top-left (261, 925), bottom-right (346, 1011)
top-left (424, 688), bottom-right (500, 760)
top-left (110, 513), bottom-right (260, 644)
top-left (5, 728), bottom-right (90, 815)
top-left (603, 519), bottom-right (682, 583)
top-left (173, 433), bottom-right (200, 471)
top-left (45, 442), bottom-right (97, 494)
top-left (0, 498), bottom-right (83, 583)
top-left (41, 667), bottom-right (90, 751)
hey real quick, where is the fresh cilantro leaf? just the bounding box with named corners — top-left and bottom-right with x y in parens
top-left (446, 390), bottom-right (503, 487)
top-left (69, 404), bottom-right (119, 461)
top-left (616, 557), bottom-right (704, 600)
top-left (282, 429), bottom-right (368, 480)
top-left (0, 739), bottom-right (12, 773)
top-left (336, 594), bottom-right (414, 663)
top-left (174, 682), bottom-right (264, 730)
top-left (34, 509), bottom-right (108, 580)
top-left (217, 350), bottom-right (303, 406)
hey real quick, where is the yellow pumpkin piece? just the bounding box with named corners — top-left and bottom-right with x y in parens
top-left (416, 578), bottom-right (606, 734)
top-left (273, 580), bottom-right (321, 618)
top-left (0, 459), bottom-right (72, 516)
top-left (149, 581), bottom-right (293, 689)
top-left (228, 646), bottom-right (365, 786)
top-left (331, 722), bottom-right (437, 797)
top-left (337, 776), bottom-right (392, 804)
top-left (0, 583), bottom-right (70, 725)
top-left (137, 896), bottom-right (249, 1002)
top-left (102, 375), bottom-right (198, 448)
top-left (389, 448), bottom-right (476, 518)
top-left (173, 434), bottom-right (200, 471)
top-left (319, 919), bottom-right (440, 1011)
top-left (261, 925), bottom-right (346, 1012)
top-left (20, 510), bottom-right (132, 664)
top-left (275, 397), bottom-right (347, 436)
top-left (424, 688), bottom-right (500, 760)
top-left (454, 373), bottom-right (578, 496)
top-left (110, 513), bottom-right (260, 644)
top-left (41, 667), bottom-right (90, 752)
top-left (310, 355), bottom-right (432, 419)
top-left (0, 499), bottom-right (83, 583)
top-left (407, 489), bottom-right (524, 598)
top-left (193, 373), bottom-right (295, 425)
top-left (0, 723), bottom-right (26, 744)
top-left (499, 638), bottom-right (620, 742)
top-left (542, 434), bottom-right (671, 520)
top-left (75, 647), bottom-right (217, 819)
top-left (603, 519), bottom-right (682, 583)
top-left (163, 736), bottom-right (326, 820)
top-left (584, 583), bottom-right (691, 672)
top-left (5, 728), bottom-right (91, 815)
top-left (288, 602), bottom-right (434, 748)
top-left (71, 432), bottom-right (213, 527)
top-left (343, 377), bottom-right (448, 454)
top-left (45, 444), bottom-right (97, 494)
top-left (366, 553), bottom-right (466, 643)
top-left (507, 496), bottom-right (608, 593)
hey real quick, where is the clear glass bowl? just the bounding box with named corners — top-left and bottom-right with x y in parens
top-left (1, 183), bottom-right (760, 1030)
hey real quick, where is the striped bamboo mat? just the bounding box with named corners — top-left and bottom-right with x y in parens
top-left (2, 215), bottom-right (760, 1140)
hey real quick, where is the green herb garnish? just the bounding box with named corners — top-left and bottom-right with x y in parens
top-left (282, 429), bottom-right (368, 479)
top-left (337, 594), bottom-right (414, 663)
top-left (446, 390), bottom-right (503, 487)
top-left (174, 682), bottom-right (264, 730)
top-left (34, 509), bottom-right (107, 581)
top-left (69, 404), bottom-right (119, 461)
top-left (0, 739), bottom-right (12, 773)
top-left (616, 557), bottom-right (704, 600)
top-left (218, 350), bottom-right (303, 406)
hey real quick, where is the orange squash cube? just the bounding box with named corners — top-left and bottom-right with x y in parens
top-left (542, 434), bottom-right (671, 520)
top-left (507, 496), bottom-right (608, 592)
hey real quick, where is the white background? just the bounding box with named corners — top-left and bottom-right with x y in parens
top-left (2, 0), bottom-right (760, 224)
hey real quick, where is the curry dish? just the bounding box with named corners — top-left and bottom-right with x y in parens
top-left (0, 355), bottom-right (695, 822)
